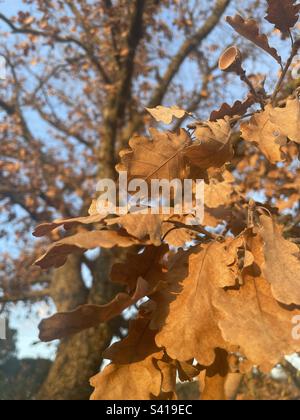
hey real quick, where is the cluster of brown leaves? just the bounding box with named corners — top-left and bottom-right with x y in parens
top-left (33, 0), bottom-right (300, 400)
top-left (34, 212), bottom-right (300, 399)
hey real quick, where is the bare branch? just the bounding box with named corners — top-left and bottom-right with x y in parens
top-left (148, 0), bottom-right (231, 107)
top-left (99, 0), bottom-right (147, 175)
top-left (0, 12), bottom-right (111, 84)
top-left (0, 289), bottom-right (51, 304)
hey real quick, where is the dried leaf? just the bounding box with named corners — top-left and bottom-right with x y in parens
top-left (215, 233), bottom-right (300, 371)
top-left (111, 245), bottom-right (168, 293)
top-left (39, 277), bottom-right (150, 342)
top-left (177, 361), bottom-right (201, 382)
top-left (204, 171), bottom-right (236, 209)
top-left (103, 317), bottom-right (160, 364)
top-left (265, 0), bottom-right (300, 33)
top-left (152, 243), bottom-right (234, 366)
top-left (107, 213), bottom-right (196, 248)
top-left (210, 96), bottom-right (255, 122)
top-left (155, 357), bottom-right (177, 398)
top-left (90, 351), bottom-right (164, 400)
top-left (270, 98), bottom-right (300, 143)
top-left (203, 172), bottom-right (241, 228)
top-left (203, 205), bottom-right (235, 228)
top-left (259, 215), bottom-right (300, 305)
top-left (116, 128), bottom-right (192, 182)
top-left (223, 235), bottom-right (254, 285)
top-left (106, 213), bottom-right (165, 246)
top-left (225, 373), bottom-right (244, 400)
top-left (91, 317), bottom-right (177, 400)
top-left (35, 230), bottom-right (145, 269)
top-left (184, 119), bottom-right (233, 170)
top-left (33, 214), bottom-right (106, 237)
top-left (226, 15), bottom-right (282, 64)
top-left (161, 215), bottom-right (197, 248)
top-left (88, 199), bottom-right (98, 215)
top-left (146, 106), bottom-right (188, 124)
top-left (241, 105), bottom-right (287, 163)
top-left (200, 349), bottom-right (229, 400)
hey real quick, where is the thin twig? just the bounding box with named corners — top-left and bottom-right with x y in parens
top-left (240, 73), bottom-right (265, 110)
top-left (271, 41), bottom-right (300, 105)
top-left (162, 220), bottom-right (224, 241)
top-left (289, 29), bottom-right (295, 49)
top-left (229, 112), bottom-right (256, 125)
top-left (161, 227), bottom-right (178, 242)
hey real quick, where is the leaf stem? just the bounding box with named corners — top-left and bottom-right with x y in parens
top-left (240, 73), bottom-right (265, 110)
top-left (230, 112), bottom-right (256, 125)
top-left (162, 220), bottom-right (224, 241)
top-left (289, 29), bottom-right (295, 49)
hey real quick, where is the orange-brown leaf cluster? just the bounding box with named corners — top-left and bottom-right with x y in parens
top-left (33, 1), bottom-right (300, 401)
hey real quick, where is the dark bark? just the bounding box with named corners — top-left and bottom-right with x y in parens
top-left (36, 254), bottom-right (117, 400)
top-left (36, 325), bottom-right (112, 400)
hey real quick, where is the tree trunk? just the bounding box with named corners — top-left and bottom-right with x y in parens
top-left (36, 252), bottom-right (119, 400)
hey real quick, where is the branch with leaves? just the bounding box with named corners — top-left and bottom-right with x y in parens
top-left (31, 0), bottom-right (300, 401)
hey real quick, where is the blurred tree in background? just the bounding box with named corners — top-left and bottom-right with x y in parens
top-left (0, 323), bottom-right (51, 400)
top-left (0, 0), bottom-right (299, 400)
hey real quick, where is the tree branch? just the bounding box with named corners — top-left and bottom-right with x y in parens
top-left (148, 0), bottom-right (231, 107)
top-left (117, 0), bottom-right (231, 147)
top-left (0, 289), bottom-right (51, 304)
top-left (0, 13), bottom-right (111, 84)
top-left (99, 0), bottom-right (147, 177)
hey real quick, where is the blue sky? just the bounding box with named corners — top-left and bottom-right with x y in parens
top-left (0, 0), bottom-right (57, 359)
top-left (0, 0), bottom-right (22, 14)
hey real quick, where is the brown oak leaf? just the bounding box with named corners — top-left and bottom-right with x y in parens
top-left (184, 118), bottom-right (233, 170)
top-left (215, 233), bottom-right (300, 371)
top-left (265, 0), bottom-right (300, 34)
top-left (226, 15), bottom-right (281, 64)
top-left (116, 128), bottom-right (191, 182)
top-left (223, 235), bottom-right (254, 285)
top-left (111, 245), bottom-right (168, 293)
top-left (35, 230), bottom-right (145, 269)
top-left (210, 96), bottom-right (255, 122)
top-left (107, 212), bottom-right (196, 248)
top-left (155, 357), bottom-right (177, 399)
top-left (103, 317), bottom-right (160, 364)
top-left (39, 277), bottom-right (150, 342)
top-left (226, 15), bottom-right (282, 64)
top-left (259, 214), bottom-right (300, 305)
top-left (90, 315), bottom-right (174, 400)
top-left (152, 243), bottom-right (235, 366)
top-left (204, 171), bottom-right (237, 209)
top-left (203, 171), bottom-right (241, 228)
top-left (200, 349), bottom-right (229, 401)
top-left (106, 213), bottom-right (165, 246)
top-left (146, 106), bottom-right (188, 124)
top-left (241, 105), bottom-right (287, 163)
top-left (90, 351), bottom-right (164, 400)
top-left (270, 98), bottom-right (300, 143)
top-left (33, 213), bottom-right (106, 237)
